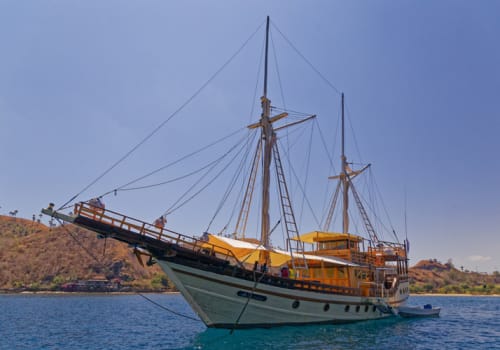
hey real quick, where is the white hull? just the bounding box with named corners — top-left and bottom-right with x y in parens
top-left (158, 260), bottom-right (408, 328)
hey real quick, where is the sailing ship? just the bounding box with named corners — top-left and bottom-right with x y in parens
top-left (43, 17), bottom-right (409, 328)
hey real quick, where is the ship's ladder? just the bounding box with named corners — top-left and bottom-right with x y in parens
top-left (349, 179), bottom-right (379, 243)
top-left (272, 143), bottom-right (308, 271)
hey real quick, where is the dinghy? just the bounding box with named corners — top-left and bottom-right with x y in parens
top-left (398, 304), bottom-right (441, 318)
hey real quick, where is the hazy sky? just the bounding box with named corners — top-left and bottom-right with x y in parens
top-left (1, 1), bottom-right (499, 272)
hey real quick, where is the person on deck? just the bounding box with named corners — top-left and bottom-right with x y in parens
top-left (89, 197), bottom-right (105, 210)
top-left (280, 266), bottom-right (289, 278)
top-left (154, 216), bottom-right (166, 229)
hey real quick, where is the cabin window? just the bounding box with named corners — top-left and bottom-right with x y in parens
top-left (372, 305), bottom-right (377, 312)
top-left (355, 270), bottom-right (367, 280)
top-left (324, 304), bottom-right (330, 312)
top-left (364, 305), bottom-right (369, 312)
top-left (310, 268), bottom-right (322, 279)
top-left (337, 267), bottom-right (346, 279)
top-left (356, 305), bottom-right (360, 312)
top-left (344, 305), bottom-right (350, 312)
top-left (292, 300), bottom-right (300, 309)
top-left (319, 240), bottom-right (349, 250)
top-left (325, 268), bottom-right (334, 278)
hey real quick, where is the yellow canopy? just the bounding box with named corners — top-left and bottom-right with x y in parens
top-left (204, 234), bottom-right (291, 267)
top-left (204, 234), bottom-right (358, 267)
top-left (291, 231), bottom-right (363, 243)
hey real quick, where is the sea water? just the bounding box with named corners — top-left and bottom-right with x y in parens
top-left (0, 294), bottom-right (498, 349)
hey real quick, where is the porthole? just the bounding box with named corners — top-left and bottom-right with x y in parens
top-left (324, 304), bottom-right (330, 312)
top-left (364, 305), bottom-right (369, 312)
top-left (344, 305), bottom-right (350, 312)
top-left (356, 305), bottom-right (360, 312)
top-left (292, 300), bottom-right (300, 309)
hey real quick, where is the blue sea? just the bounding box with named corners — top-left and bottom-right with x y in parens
top-left (1, 294), bottom-right (498, 349)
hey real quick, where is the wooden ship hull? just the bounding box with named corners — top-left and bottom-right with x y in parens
top-left (43, 203), bottom-right (409, 328)
top-left (159, 260), bottom-right (407, 327)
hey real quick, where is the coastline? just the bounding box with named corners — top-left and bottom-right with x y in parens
top-left (1, 290), bottom-right (497, 297)
top-left (411, 293), bottom-right (499, 297)
top-left (0, 290), bottom-right (180, 295)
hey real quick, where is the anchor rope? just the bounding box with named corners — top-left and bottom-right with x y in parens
top-left (137, 293), bottom-right (201, 322)
top-left (230, 270), bottom-right (267, 334)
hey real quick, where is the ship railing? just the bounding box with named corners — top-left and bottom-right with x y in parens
top-left (74, 202), bottom-right (244, 268)
top-left (368, 243), bottom-right (407, 261)
top-left (229, 266), bottom-right (362, 296)
top-left (295, 280), bottom-right (360, 296)
top-left (362, 282), bottom-right (398, 298)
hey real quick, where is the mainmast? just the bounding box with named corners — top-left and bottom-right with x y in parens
top-left (244, 16), bottom-right (301, 265)
top-left (260, 16), bottom-right (273, 264)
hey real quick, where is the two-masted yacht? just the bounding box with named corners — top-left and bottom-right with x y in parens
top-left (43, 17), bottom-right (409, 328)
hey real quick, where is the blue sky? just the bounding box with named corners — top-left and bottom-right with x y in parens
top-left (1, 1), bottom-right (499, 273)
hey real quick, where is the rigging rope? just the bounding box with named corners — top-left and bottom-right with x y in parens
top-left (297, 121), bottom-right (314, 231)
top-left (99, 127), bottom-right (246, 196)
top-left (270, 29), bottom-right (287, 111)
top-left (271, 106), bottom-right (311, 117)
top-left (313, 118), bottom-right (337, 174)
top-left (368, 168), bottom-right (399, 241)
top-left (206, 132), bottom-right (259, 233)
top-left (58, 21), bottom-right (265, 211)
top-left (247, 34), bottom-right (266, 124)
top-left (164, 133), bottom-right (253, 216)
top-left (55, 218), bottom-right (105, 268)
top-left (118, 153), bottom-right (236, 192)
top-left (271, 22), bottom-right (341, 96)
top-left (345, 104), bottom-right (364, 166)
top-left (277, 139), bottom-right (321, 228)
top-left (54, 217), bottom-right (201, 322)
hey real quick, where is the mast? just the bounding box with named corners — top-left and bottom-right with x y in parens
top-left (341, 93), bottom-right (349, 235)
top-left (260, 16), bottom-right (273, 264)
top-left (263, 16), bottom-right (269, 99)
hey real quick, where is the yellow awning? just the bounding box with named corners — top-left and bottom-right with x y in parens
top-left (204, 234), bottom-right (358, 267)
top-left (204, 234), bottom-right (291, 267)
top-left (291, 231), bottom-right (363, 243)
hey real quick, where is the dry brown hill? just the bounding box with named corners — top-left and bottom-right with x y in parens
top-left (0, 215), bottom-right (170, 292)
top-left (409, 259), bottom-right (500, 294)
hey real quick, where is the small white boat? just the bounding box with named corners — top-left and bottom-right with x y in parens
top-left (398, 304), bottom-right (441, 318)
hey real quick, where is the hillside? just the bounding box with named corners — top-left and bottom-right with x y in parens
top-left (2, 215), bottom-right (499, 294)
top-left (0, 215), bottom-right (172, 292)
top-left (409, 259), bottom-right (500, 295)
